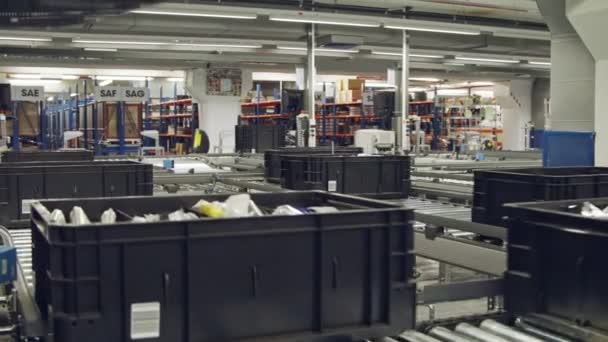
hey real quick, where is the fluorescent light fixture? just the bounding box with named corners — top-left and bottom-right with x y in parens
top-left (411, 54), bottom-right (444, 59)
top-left (131, 9), bottom-right (256, 20)
top-left (61, 75), bottom-right (79, 80)
top-left (95, 76), bottom-right (153, 81)
top-left (167, 77), bottom-right (184, 82)
top-left (277, 46), bottom-right (306, 51)
top-left (529, 61), bottom-right (551, 66)
top-left (176, 43), bottom-right (261, 49)
top-left (0, 36), bottom-right (52, 42)
top-left (444, 62), bottom-right (466, 66)
top-left (455, 56), bottom-right (520, 64)
top-left (73, 39), bottom-right (168, 45)
top-left (70, 93), bottom-right (79, 97)
top-left (84, 47), bottom-right (118, 52)
top-left (10, 74), bottom-right (41, 79)
top-left (408, 87), bottom-right (428, 92)
top-left (365, 82), bottom-right (396, 88)
top-left (384, 25), bottom-right (479, 35)
top-left (9, 79), bottom-right (60, 86)
top-left (47, 96), bottom-right (55, 101)
top-left (98, 80), bottom-right (113, 86)
top-left (410, 77), bottom-right (442, 82)
top-left (270, 17), bottom-right (379, 28)
top-left (318, 48), bottom-right (359, 53)
top-left (372, 51), bottom-right (443, 58)
top-left (277, 46), bottom-right (359, 53)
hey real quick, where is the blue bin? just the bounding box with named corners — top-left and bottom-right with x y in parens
top-left (542, 130), bottom-right (594, 167)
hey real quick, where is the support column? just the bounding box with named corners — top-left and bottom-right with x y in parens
top-left (536, 0), bottom-right (595, 131)
top-left (565, 0), bottom-right (608, 165)
top-left (305, 23), bottom-right (317, 147)
top-left (401, 31), bottom-right (410, 153)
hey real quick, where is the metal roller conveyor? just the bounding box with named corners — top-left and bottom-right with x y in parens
top-left (514, 318), bottom-right (574, 342)
top-left (398, 330), bottom-right (442, 342)
top-left (480, 319), bottom-right (544, 342)
top-left (455, 323), bottom-right (510, 342)
top-left (428, 326), bottom-right (472, 342)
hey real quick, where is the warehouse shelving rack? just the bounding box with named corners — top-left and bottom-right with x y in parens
top-left (149, 82), bottom-right (197, 154)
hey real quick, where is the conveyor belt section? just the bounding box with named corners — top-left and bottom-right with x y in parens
top-left (393, 314), bottom-right (607, 342)
top-left (401, 197), bottom-right (476, 240)
top-left (11, 229), bottom-right (33, 288)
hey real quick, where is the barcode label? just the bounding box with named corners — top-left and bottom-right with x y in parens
top-left (21, 199), bottom-right (37, 215)
top-left (327, 180), bottom-right (337, 192)
top-left (130, 302), bottom-right (160, 340)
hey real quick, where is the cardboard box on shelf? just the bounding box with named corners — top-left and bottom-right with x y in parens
top-left (351, 89), bottom-right (362, 101)
top-left (347, 79), bottom-right (365, 90)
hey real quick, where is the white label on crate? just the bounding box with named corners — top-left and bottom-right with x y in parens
top-left (130, 302), bottom-right (160, 340)
top-left (327, 180), bottom-right (337, 192)
top-left (1, 259), bottom-right (7, 276)
top-left (94, 86), bottom-right (121, 102)
top-left (21, 199), bottom-right (38, 215)
top-left (11, 86), bottom-right (45, 102)
top-left (122, 87), bottom-right (150, 102)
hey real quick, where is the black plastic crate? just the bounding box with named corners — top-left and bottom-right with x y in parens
top-left (235, 124), bottom-right (286, 153)
top-left (264, 147), bottom-right (363, 183)
top-left (505, 198), bottom-right (608, 332)
top-left (1, 150), bottom-right (94, 162)
top-left (0, 160), bottom-right (152, 227)
top-left (31, 191), bottom-right (415, 342)
top-left (281, 155), bottom-right (411, 198)
top-left (473, 167), bottom-right (608, 226)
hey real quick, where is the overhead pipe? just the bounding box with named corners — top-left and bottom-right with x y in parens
top-left (455, 323), bottom-right (510, 342)
top-left (480, 319), bottom-right (544, 342)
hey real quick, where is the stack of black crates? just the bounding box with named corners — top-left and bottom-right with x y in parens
top-left (235, 124), bottom-right (287, 153)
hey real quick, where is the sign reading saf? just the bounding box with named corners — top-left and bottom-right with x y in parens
top-left (95, 86), bottom-right (121, 101)
top-left (11, 86), bottom-right (45, 102)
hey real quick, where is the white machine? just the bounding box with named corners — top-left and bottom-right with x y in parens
top-left (140, 130), bottom-right (164, 156)
top-left (63, 130), bottom-right (84, 149)
top-left (354, 129), bottom-right (395, 154)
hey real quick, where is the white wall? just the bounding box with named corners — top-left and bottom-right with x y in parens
top-left (186, 68), bottom-right (242, 152)
top-left (495, 79), bottom-right (533, 150)
top-left (595, 60), bottom-right (608, 166)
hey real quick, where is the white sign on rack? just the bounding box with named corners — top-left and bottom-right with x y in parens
top-left (122, 87), bottom-right (150, 102)
top-left (94, 86), bottom-right (121, 102)
top-left (11, 86), bottom-right (45, 102)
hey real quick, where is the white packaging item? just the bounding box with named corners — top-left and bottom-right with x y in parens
top-left (168, 209), bottom-right (198, 221)
top-left (272, 205), bottom-right (303, 216)
top-left (49, 209), bottom-right (66, 224)
top-left (224, 194), bottom-right (251, 217)
top-left (70, 206), bottom-right (91, 225)
top-left (101, 208), bottom-right (117, 224)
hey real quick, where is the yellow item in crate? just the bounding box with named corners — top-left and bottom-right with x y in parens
top-left (192, 200), bottom-right (226, 218)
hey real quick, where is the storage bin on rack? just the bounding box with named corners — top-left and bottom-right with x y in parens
top-left (472, 167), bottom-right (608, 227)
top-left (0, 160), bottom-right (152, 227)
top-left (281, 155), bottom-right (410, 198)
top-left (31, 191), bottom-right (415, 342)
top-left (264, 146), bottom-right (363, 183)
top-left (505, 198), bottom-right (608, 333)
top-left (1, 150), bottom-right (94, 162)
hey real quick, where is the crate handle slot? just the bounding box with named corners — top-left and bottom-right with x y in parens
top-left (162, 272), bottom-right (170, 306)
top-left (332, 257), bottom-right (339, 289)
top-left (575, 256), bottom-right (587, 324)
top-left (251, 265), bottom-right (259, 297)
